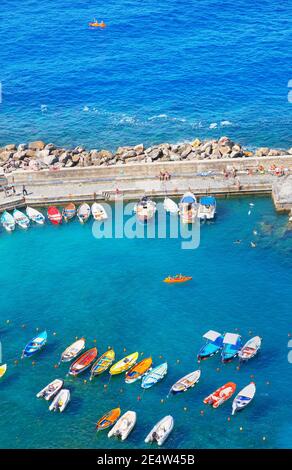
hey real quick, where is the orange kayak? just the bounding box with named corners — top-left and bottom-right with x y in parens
top-left (203, 382), bottom-right (236, 408)
top-left (125, 357), bottom-right (152, 383)
top-left (163, 275), bottom-right (192, 284)
top-left (96, 407), bottom-right (121, 431)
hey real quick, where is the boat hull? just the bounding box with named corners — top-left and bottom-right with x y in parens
top-left (69, 347), bottom-right (98, 375)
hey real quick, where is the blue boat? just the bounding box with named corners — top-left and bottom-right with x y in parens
top-left (197, 330), bottom-right (223, 361)
top-left (221, 333), bottom-right (242, 363)
top-left (141, 363), bottom-right (168, 389)
top-left (198, 196), bottom-right (217, 220)
top-left (22, 331), bottom-right (47, 358)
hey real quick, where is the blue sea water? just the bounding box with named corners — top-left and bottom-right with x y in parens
top-left (0, 197), bottom-right (292, 449)
top-left (0, 0), bottom-right (292, 149)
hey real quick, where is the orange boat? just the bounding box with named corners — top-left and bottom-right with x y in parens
top-left (69, 347), bottom-right (98, 376)
top-left (89, 20), bottom-right (106, 28)
top-left (125, 357), bottom-right (152, 383)
top-left (203, 382), bottom-right (236, 408)
top-left (163, 275), bottom-right (192, 284)
top-left (96, 407), bottom-right (121, 431)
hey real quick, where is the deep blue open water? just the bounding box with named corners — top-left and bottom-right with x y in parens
top-left (0, 197), bottom-right (292, 449)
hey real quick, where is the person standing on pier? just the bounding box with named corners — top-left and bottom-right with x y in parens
top-left (22, 185), bottom-right (28, 196)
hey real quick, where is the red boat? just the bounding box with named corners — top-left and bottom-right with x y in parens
top-left (69, 347), bottom-right (98, 376)
top-left (47, 206), bottom-right (62, 225)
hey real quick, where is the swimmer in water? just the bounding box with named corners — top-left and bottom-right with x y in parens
top-left (233, 240), bottom-right (242, 244)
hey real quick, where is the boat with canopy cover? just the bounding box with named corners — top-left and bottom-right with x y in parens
top-left (197, 330), bottom-right (224, 361)
top-left (221, 333), bottom-right (242, 362)
top-left (198, 196), bottom-right (216, 220)
top-left (179, 192), bottom-right (197, 223)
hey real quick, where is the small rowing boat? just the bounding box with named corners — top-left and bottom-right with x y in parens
top-left (22, 331), bottom-right (47, 358)
top-left (96, 408), bottom-right (121, 431)
top-left (108, 411), bottom-right (136, 441)
top-left (141, 363), bottom-right (168, 389)
top-left (232, 382), bottom-right (256, 415)
top-left (134, 196), bottom-right (156, 222)
top-left (26, 207), bottom-right (45, 225)
top-left (238, 336), bottom-right (261, 362)
top-left (125, 357), bottom-right (152, 384)
top-left (69, 347), bottom-right (98, 376)
top-left (221, 333), bottom-right (242, 363)
top-left (77, 203), bottom-right (91, 223)
top-left (62, 203), bottom-right (76, 222)
top-left (90, 349), bottom-right (115, 379)
top-left (36, 379), bottom-right (64, 400)
top-left (197, 330), bottom-right (223, 361)
top-left (163, 197), bottom-right (179, 214)
top-left (204, 382), bottom-right (236, 408)
top-left (1, 211), bottom-right (15, 232)
top-left (61, 338), bottom-right (86, 362)
top-left (0, 364), bottom-right (7, 378)
top-left (91, 202), bottom-right (108, 221)
top-left (13, 209), bottom-right (30, 229)
top-left (145, 416), bottom-right (174, 446)
top-left (49, 389), bottom-right (70, 412)
top-left (47, 206), bottom-right (62, 225)
top-left (163, 275), bottom-right (192, 284)
top-left (109, 352), bottom-right (139, 375)
top-left (170, 370), bottom-right (201, 394)
top-left (179, 192), bottom-right (197, 223)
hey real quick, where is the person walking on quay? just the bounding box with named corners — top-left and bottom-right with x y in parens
top-left (22, 185), bottom-right (28, 196)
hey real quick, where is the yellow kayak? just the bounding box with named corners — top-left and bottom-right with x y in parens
top-left (109, 352), bottom-right (139, 375)
top-left (0, 364), bottom-right (7, 378)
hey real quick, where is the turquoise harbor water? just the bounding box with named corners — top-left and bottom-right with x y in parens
top-left (0, 197), bottom-right (292, 449)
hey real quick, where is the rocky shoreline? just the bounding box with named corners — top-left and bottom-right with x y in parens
top-left (1, 136), bottom-right (292, 173)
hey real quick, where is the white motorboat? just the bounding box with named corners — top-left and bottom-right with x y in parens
top-left (108, 411), bottom-right (136, 441)
top-left (36, 379), bottom-right (64, 401)
top-left (26, 207), bottom-right (45, 225)
top-left (49, 389), bottom-right (70, 412)
top-left (91, 202), bottom-right (108, 221)
top-left (13, 209), bottom-right (30, 229)
top-left (77, 203), bottom-right (91, 223)
top-left (198, 196), bottom-right (216, 220)
top-left (163, 197), bottom-right (179, 214)
top-left (134, 196), bottom-right (156, 222)
top-left (179, 192), bottom-right (197, 223)
top-left (232, 382), bottom-right (256, 415)
top-left (145, 415), bottom-right (174, 446)
top-left (61, 338), bottom-right (86, 362)
top-left (238, 336), bottom-right (261, 362)
top-left (0, 211), bottom-right (15, 232)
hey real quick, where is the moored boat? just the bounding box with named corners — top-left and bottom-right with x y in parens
top-left (108, 411), bottom-right (136, 440)
top-left (91, 202), bottom-right (108, 221)
top-left (90, 349), bottom-right (115, 379)
top-left (163, 197), bottom-right (179, 214)
top-left (61, 338), bottom-right (86, 362)
top-left (134, 196), bottom-right (156, 222)
top-left (198, 196), bottom-right (216, 220)
top-left (36, 379), bottom-right (64, 400)
top-left (62, 203), bottom-right (76, 222)
top-left (13, 209), bottom-right (30, 229)
top-left (125, 357), bottom-right (152, 384)
top-left (22, 331), bottom-right (47, 358)
top-left (145, 415), bottom-right (174, 446)
top-left (204, 382), bottom-right (236, 408)
top-left (109, 352), bottom-right (139, 375)
top-left (47, 206), bottom-right (62, 225)
top-left (69, 347), bottom-right (98, 376)
top-left (170, 370), bottom-right (201, 394)
top-left (231, 382), bottom-right (256, 415)
top-left (26, 207), bottom-right (45, 225)
top-left (179, 192), bottom-right (197, 223)
top-left (96, 407), bottom-right (121, 431)
top-left (163, 274), bottom-right (192, 284)
top-left (238, 336), bottom-right (261, 362)
top-left (197, 330), bottom-right (223, 361)
top-left (221, 333), bottom-right (242, 363)
top-left (141, 362), bottom-right (168, 389)
top-left (0, 364), bottom-right (7, 378)
top-left (77, 203), bottom-right (91, 223)
top-left (0, 211), bottom-right (15, 232)
top-left (49, 389), bottom-right (70, 412)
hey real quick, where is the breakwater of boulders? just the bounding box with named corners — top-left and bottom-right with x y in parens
top-left (1, 137), bottom-right (291, 173)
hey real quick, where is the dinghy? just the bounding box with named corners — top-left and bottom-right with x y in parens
top-left (125, 357), bottom-right (152, 384)
top-left (232, 382), bottom-right (256, 415)
top-left (77, 203), bottom-right (91, 223)
top-left (90, 349), bottom-right (115, 379)
top-left (197, 330), bottom-right (223, 361)
top-left (69, 347), bottom-right (98, 376)
top-left (36, 379), bottom-right (64, 400)
top-left (49, 389), bottom-right (70, 412)
top-left (13, 209), bottom-right (30, 229)
top-left (0, 364), bottom-right (7, 378)
top-left (238, 336), bottom-right (261, 362)
top-left (1, 211), bottom-right (15, 232)
top-left (22, 331), bottom-right (47, 358)
top-left (108, 411), bottom-right (136, 440)
top-left (61, 338), bottom-right (86, 362)
top-left (47, 206), bottom-right (62, 225)
top-left (198, 196), bottom-right (216, 220)
top-left (170, 370), bottom-right (201, 394)
top-left (96, 408), bottom-right (121, 431)
top-left (179, 192), bottom-right (197, 223)
top-left (221, 333), bottom-right (242, 363)
top-left (163, 197), bottom-right (179, 214)
top-left (141, 363), bottom-right (168, 389)
top-left (163, 274), bottom-right (192, 284)
top-left (145, 416), bottom-right (174, 446)
top-left (134, 196), bottom-right (156, 222)
top-left (91, 202), bottom-right (108, 221)
top-left (62, 203), bottom-right (76, 222)
top-left (204, 382), bottom-right (236, 408)
top-left (109, 352), bottom-right (139, 375)
top-left (26, 207), bottom-right (45, 225)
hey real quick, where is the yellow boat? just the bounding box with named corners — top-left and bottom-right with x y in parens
top-left (109, 352), bottom-right (139, 375)
top-left (0, 364), bottom-right (7, 378)
top-left (90, 349), bottom-right (115, 378)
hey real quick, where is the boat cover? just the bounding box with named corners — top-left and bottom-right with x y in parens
top-left (200, 196), bottom-right (216, 206)
top-left (223, 333), bottom-right (241, 345)
top-left (203, 330), bottom-right (222, 342)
